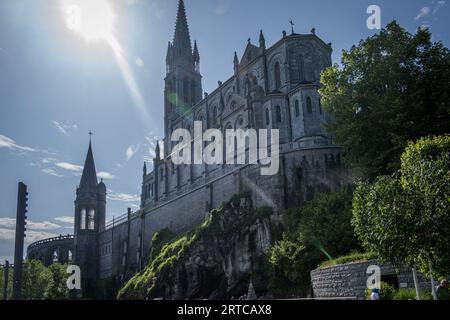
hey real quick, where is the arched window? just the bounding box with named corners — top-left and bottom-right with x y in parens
top-left (68, 250), bottom-right (73, 262)
top-left (306, 97), bottom-right (312, 114)
top-left (212, 106), bottom-right (218, 125)
top-left (160, 168), bottom-right (164, 181)
top-left (295, 100), bottom-right (300, 117)
top-left (265, 108), bottom-right (270, 125)
top-left (80, 208), bottom-right (86, 230)
top-left (52, 250), bottom-right (59, 263)
top-left (319, 98), bottom-right (323, 114)
top-left (88, 209), bottom-right (95, 230)
top-left (274, 62), bottom-right (281, 89)
top-left (275, 106), bottom-right (282, 122)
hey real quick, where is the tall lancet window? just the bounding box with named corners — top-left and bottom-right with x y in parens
top-left (306, 97), bottom-right (313, 114)
top-left (274, 62), bottom-right (281, 89)
top-left (88, 209), bottom-right (95, 230)
top-left (80, 208), bottom-right (86, 230)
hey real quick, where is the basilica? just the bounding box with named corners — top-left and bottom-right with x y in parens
top-left (27, 0), bottom-right (347, 298)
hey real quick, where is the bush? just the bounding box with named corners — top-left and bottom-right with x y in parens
top-left (269, 187), bottom-right (360, 298)
top-left (319, 252), bottom-right (377, 268)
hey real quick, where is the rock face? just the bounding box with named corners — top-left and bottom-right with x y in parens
top-left (118, 194), bottom-right (278, 300)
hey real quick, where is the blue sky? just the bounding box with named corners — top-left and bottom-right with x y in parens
top-left (0, 0), bottom-right (449, 263)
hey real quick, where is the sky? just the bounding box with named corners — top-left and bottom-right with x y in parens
top-left (0, 0), bottom-right (449, 263)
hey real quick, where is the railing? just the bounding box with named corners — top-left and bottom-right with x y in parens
top-left (104, 209), bottom-right (140, 230)
top-left (27, 234), bottom-right (74, 250)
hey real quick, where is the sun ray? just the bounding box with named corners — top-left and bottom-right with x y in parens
top-left (62, 0), bottom-right (150, 124)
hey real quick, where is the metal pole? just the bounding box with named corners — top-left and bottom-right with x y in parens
top-left (428, 259), bottom-right (438, 300)
top-left (412, 267), bottom-right (421, 300)
top-left (2, 260), bottom-right (9, 300)
top-left (13, 182), bottom-right (27, 300)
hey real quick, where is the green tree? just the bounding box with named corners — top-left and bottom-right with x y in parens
top-left (0, 264), bottom-right (14, 299)
top-left (46, 263), bottom-right (69, 300)
top-left (270, 187), bottom-right (359, 297)
top-left (22, 260), bottom-right (52, 299)
top-left (352, 135), bottom-right (450, 276)
top-left (319, 21), bottom-right (450, 180)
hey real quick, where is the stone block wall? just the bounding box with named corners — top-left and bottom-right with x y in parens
top-left (311, 259), bottom-right (431, 299)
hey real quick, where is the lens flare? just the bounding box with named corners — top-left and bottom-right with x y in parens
top-left (62, 0), bottom-right (150, 123)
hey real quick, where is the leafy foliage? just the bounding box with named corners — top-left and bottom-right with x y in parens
top-left (319, 251), bottom-right (377, 268)
top-left (269, 187), bottom-right (360, 298)
top-left (20, 260), bottom-right (69, 300)
top-left (319, 21), bottom-right (450, 180)
top-left (0, 264), bottom-right (13, 299)
top-left (353, 135), bottom-right (450, 276)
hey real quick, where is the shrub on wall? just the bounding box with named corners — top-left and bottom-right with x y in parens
top-left (269, 187), bottom-right (360, 298)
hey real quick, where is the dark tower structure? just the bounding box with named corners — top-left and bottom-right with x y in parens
top-left (73, 137), bottom-right (106, 297)
top-left (164, 0), bottom-right (202, 156)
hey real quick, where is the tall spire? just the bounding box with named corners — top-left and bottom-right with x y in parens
top-left (79, 139), bottom-right (98, 191)
top-left (155, 140), bottom-right (161, 161)
top-left (259, 30), bottom-right (266, 50)
top-left (193, 40), bottom-right (200, 62)
top-left (173, 0), bottom-right (192, 56)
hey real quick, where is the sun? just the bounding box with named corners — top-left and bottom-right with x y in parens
top-left (63, 0), bottom-right (115, 42)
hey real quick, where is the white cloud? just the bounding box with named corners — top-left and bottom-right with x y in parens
top-left (56, 162), bottom-right (83, 172)
top-left (415, 7), bottom-right (431, 20)
top-left (54, 216), bottom-right (74, 225)
top-left (126, 144), bottom-right (140, 161)
top-left (107, 192), bottom-right (140, 203)
top-left (135, 57), bottom-right (145, 68)
top-left (0, 228), bottom-right (15, 241)
top-left (52, 121), bottom-right (78, 136)
top-left (42, 168), bottom-right (64, 177)
top-left (0, 218), bottom-right (16, 229)
top-left (0, 134), bottom-right (37, 152)
top-left (433, 0), bottom-right (446, 14)
top-left (97, 171), bottom-right (115, 180)
top-left (27, 220), bottom-right (62, 230)
top-left (0, 217), bottom-right (61, 231)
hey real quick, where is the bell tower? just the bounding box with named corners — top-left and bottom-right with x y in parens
top-left (73, 134), bottom-right (106, 298)
top-left (164, 0), bottom-right (202, 156)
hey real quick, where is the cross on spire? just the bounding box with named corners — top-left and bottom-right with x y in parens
top-left (289, 20), bottom-right (295, 34)
top-left (88, 131), bottom-right (93, 142)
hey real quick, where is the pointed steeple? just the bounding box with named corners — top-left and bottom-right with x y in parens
top-left (173, 0), bottom-right (192, 56)
top-left (155, 140), bottom-right (161, 161)
top-left (259, 30), bottom-right (266, 50)
top-left (79, 139), bottom-right (98, 192)
top-left (143, 161), bottom-right (147, 176)
top-left (166, 42), bottom-right (172, 63)
top-left (193, 40), bottom-right (200, 73)
top-left (193, 40), bottom-right (200, 62)
top-left (234, 51), bottom-right (239, 74)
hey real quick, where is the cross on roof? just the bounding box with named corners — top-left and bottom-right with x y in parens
top-left (289, 20), bottom-right (295, 34)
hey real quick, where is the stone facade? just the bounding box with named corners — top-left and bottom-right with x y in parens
top-left (310, 260), bottom-right (431, 299)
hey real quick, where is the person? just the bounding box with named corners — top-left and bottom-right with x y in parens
top-left (436, 279), bottom-right (450, 300)
top-left (370, 288), bottom-right (380, 300)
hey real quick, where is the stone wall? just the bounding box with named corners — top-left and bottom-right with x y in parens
top-left (97, 144), bottom-right (347, 284)
top-left (310, 259), bottom-right (431, 299)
